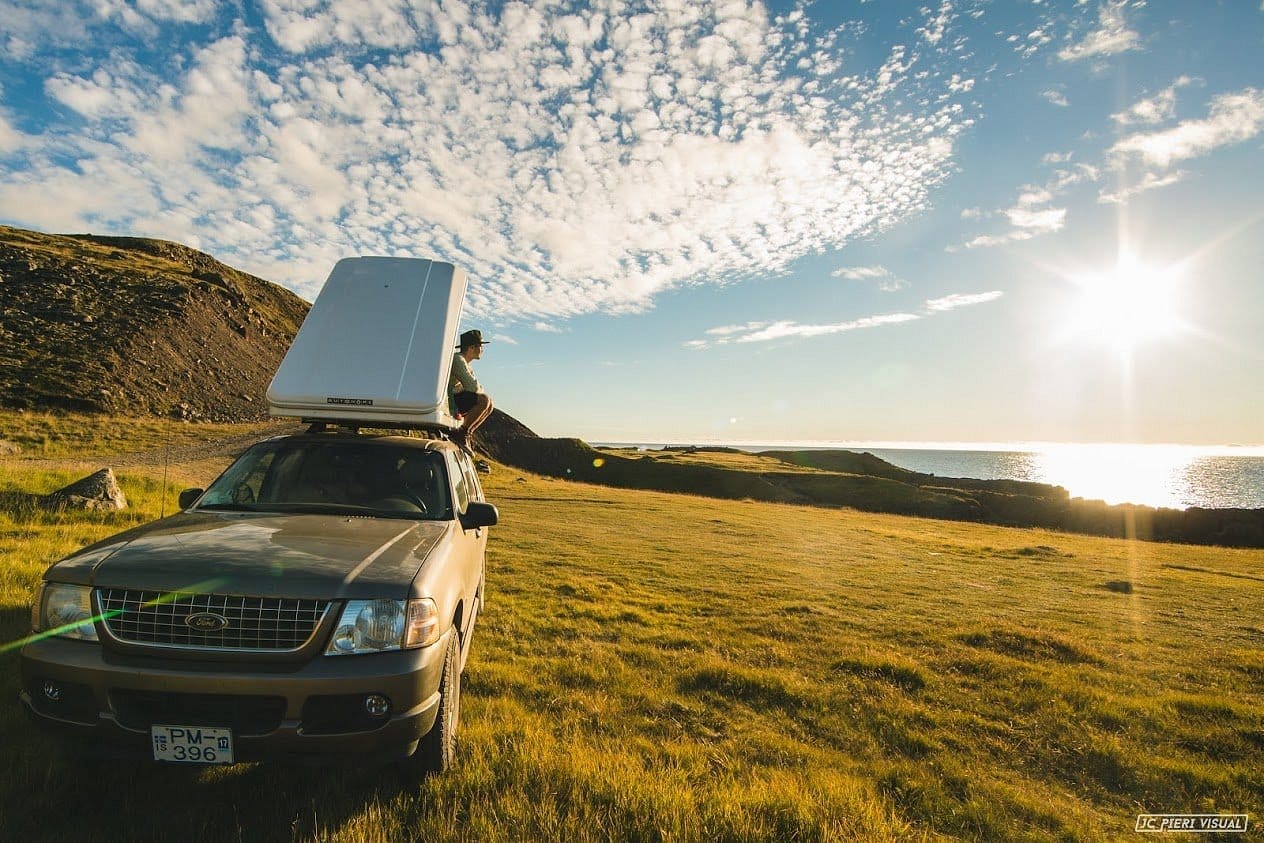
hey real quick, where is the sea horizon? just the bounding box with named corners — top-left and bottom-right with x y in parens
top-left (591, 440), bottom-right (1264, 511)
top-left (594, 439), bottom-right (1264, 455)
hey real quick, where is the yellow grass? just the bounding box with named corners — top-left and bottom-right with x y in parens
top-left (0, 417), bottom-right (1261, 841)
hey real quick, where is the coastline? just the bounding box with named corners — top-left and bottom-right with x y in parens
top-left (592, 441), bottom-right (1264, 511)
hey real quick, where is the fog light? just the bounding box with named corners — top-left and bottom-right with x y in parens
top-left (43, 681), bottom-right (62, 702)
top-left (364, 694), bottom-right (391, 718)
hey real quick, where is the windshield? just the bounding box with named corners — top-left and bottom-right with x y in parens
top-left (196, 439), bottom-right (452, 520)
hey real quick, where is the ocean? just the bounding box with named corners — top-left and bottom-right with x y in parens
top-left (853, 446), bottom-right (1264, 510)
top-left (602, 442), bottom-right (1264, 510)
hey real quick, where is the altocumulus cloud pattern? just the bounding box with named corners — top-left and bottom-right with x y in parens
top-left (0, 0), bottom-right (979, 320)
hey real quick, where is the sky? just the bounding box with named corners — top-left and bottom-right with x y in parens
top-left (0, 0), bottom-right (1262, 446)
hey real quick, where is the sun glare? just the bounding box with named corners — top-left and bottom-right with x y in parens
top-left (1067, 254), bottom-right (1183, 354)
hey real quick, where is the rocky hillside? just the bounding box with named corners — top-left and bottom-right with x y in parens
top-left (0, 225), bottom-right (309, 421)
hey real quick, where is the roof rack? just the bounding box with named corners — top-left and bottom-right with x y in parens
top-left (302, 419), bottom-right (452, 440)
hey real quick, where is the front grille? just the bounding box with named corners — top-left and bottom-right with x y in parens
top-left (111, 689), bottom-right (285, 735)
top-left (98, 590), bottom-right (331, 651)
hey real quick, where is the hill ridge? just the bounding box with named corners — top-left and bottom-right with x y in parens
top-left (0, 224), bottom-right (309, 421)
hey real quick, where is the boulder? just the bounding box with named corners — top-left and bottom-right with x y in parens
top-left (42, 468), bottom-right (127, 511)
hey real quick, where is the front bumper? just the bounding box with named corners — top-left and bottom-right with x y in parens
top-left (19, 631), bottom-right (452, 763)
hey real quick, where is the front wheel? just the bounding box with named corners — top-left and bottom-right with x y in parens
top-left (403, 631), bottom-right (461, 775)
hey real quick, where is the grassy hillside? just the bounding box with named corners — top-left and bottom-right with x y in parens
top-left (0, 224), bottom-right (309, 421)
top-left (1, 418), bottom-right (1261, 841)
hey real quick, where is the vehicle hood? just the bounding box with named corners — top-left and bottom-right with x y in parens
top-left (50, 512), bottom-right (449, 599)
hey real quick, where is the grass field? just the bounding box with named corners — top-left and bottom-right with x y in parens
top-left (1, 416), bottom-right (1261, 841)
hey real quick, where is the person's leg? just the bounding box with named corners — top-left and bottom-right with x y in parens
top-left (451, 392), bottom-right (476, 452)
top-left (463, 394), bottom-right (493, 437)
top-left (465, 395), bottom-right (494, 471)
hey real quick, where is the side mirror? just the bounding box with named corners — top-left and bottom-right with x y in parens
top-left (460, 501), bottom-right (499, 530)
top-left (178, 488), bottom-right (204, 509)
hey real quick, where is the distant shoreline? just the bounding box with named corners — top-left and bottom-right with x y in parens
top-left (594, 442), bottom-right (1264, 511)
top-left (593, 441), bottom-right (1264, 455)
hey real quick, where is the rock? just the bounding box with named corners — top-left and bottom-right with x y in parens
top-left (42, 468), bottom-right (128, 511)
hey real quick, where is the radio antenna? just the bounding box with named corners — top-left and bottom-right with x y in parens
top-left (160, 428), bottom-right (170, 519)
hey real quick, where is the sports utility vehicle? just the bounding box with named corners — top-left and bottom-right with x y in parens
top-left (20, 428), bottom-right (495, 773)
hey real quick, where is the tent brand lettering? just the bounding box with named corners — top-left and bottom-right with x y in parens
top-left (326, 397), bottom-right (374, 406)
top-left (1135, 814), bottom-right (1249, 833)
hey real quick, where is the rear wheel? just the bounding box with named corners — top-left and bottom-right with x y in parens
top-left (404, 631), bottom-right (461, 775)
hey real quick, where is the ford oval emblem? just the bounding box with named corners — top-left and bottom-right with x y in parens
top-left (185, 612), bottom-right (229, 632)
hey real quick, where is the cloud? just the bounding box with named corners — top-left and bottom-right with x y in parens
top-left (1008, 25), bottom-right (1052, 59)
top-left (1005, 204), bottom-right (1066, 231)
top-left (1058, 1), bottom-right (1140, 62)
top-left (532, 322), bottom-right (564, 333)
top-left (924, 291), bottom-right (1003, 312)
top-left (1042, 89), bottom-right (1069, 107)
top-left (101, 0), bottom-right (220, 27)
top-left (1098, 170), bottom-right (1186, 204)
top-left (1111, 76), bottom-right (1194, 126)
top-left (954, 158), bottom-right (1102, 251)
top-left (0, 1), bottom-right (98, 58)
top-left (706, 321), bottom-right (772, 338)
top-left (691, 290), bottom-right (1002, 347)
top-left (917, 1), bottom-right (953, 46)
top-left (0, 0), bottom-right (978, 321)
top-left (1109, 87), bottom-right (1264, 169)
top-left (733, 313), bottom-right (921, 344)
top-left (959, 183), bottom-right (1069, 249)
top-left (832, 264), bottom-right (907, 292)
top-left (959, 230), bottom-right (1038, 250)
top-left (832, 265), bottom-right (888, 281)
top-left (0, 96), bottom-right (22, 152)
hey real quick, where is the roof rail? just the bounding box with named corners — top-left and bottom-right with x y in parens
top-left (301, 419), bottom-right (451, 440)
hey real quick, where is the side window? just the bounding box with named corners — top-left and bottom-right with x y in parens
top-left (458, 453), bottom-right (483, 502)
top-left (447, 452), bottom-right (470, 514)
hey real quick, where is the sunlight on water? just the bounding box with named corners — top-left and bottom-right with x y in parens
top-left (857, 444), bottom-right (1264, 510)
top-left (1031, 445), bottom-right (1197, 509)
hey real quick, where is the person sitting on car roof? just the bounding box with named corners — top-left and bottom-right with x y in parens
top-left (449, 329), bottom-right (493, 458)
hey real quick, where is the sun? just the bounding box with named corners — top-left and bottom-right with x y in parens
top-left (1066, 252), bottom-right (1183, 355)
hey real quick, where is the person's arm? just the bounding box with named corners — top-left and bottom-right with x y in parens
top-left (450, 354), bottom-right (482, 394)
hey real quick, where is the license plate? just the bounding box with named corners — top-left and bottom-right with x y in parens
top-left (151, 725), bottom-right (234, 764)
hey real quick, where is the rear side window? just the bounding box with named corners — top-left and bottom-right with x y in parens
top-left (448, 452), bottom-right (470, 514)
top-left (457, 453), bottom-right (483, 502)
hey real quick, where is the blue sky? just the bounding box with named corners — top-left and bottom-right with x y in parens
top-left (1, 1), bottom-right (1261, 445)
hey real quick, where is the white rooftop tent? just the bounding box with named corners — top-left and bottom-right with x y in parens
top-left (267, 257), bottom-right (467, 428)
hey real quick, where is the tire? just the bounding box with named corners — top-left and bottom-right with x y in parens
top-left (406, 631), bottom-right (461, 775)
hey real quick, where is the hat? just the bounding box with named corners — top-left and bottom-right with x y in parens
top-left (457, 329), bottom-right (489, 349)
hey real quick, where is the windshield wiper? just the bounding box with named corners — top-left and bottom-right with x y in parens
top-left (264, 502), bottom-right (381, 515)
top-left (195, 502), bottom-right (260, 512)
top-left (265, 502), bottom-right (436, 520)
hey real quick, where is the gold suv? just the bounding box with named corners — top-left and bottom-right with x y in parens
top-left (21, 429), bottom-right (495, 773)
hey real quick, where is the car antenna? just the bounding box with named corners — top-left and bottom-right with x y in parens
top-left (160, 425), bottom-right (170, 519)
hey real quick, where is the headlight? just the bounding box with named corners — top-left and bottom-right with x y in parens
top-left (38, 583), bottom-right (99, 641)
top-left (326, 598), bottom-right (440, 655)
